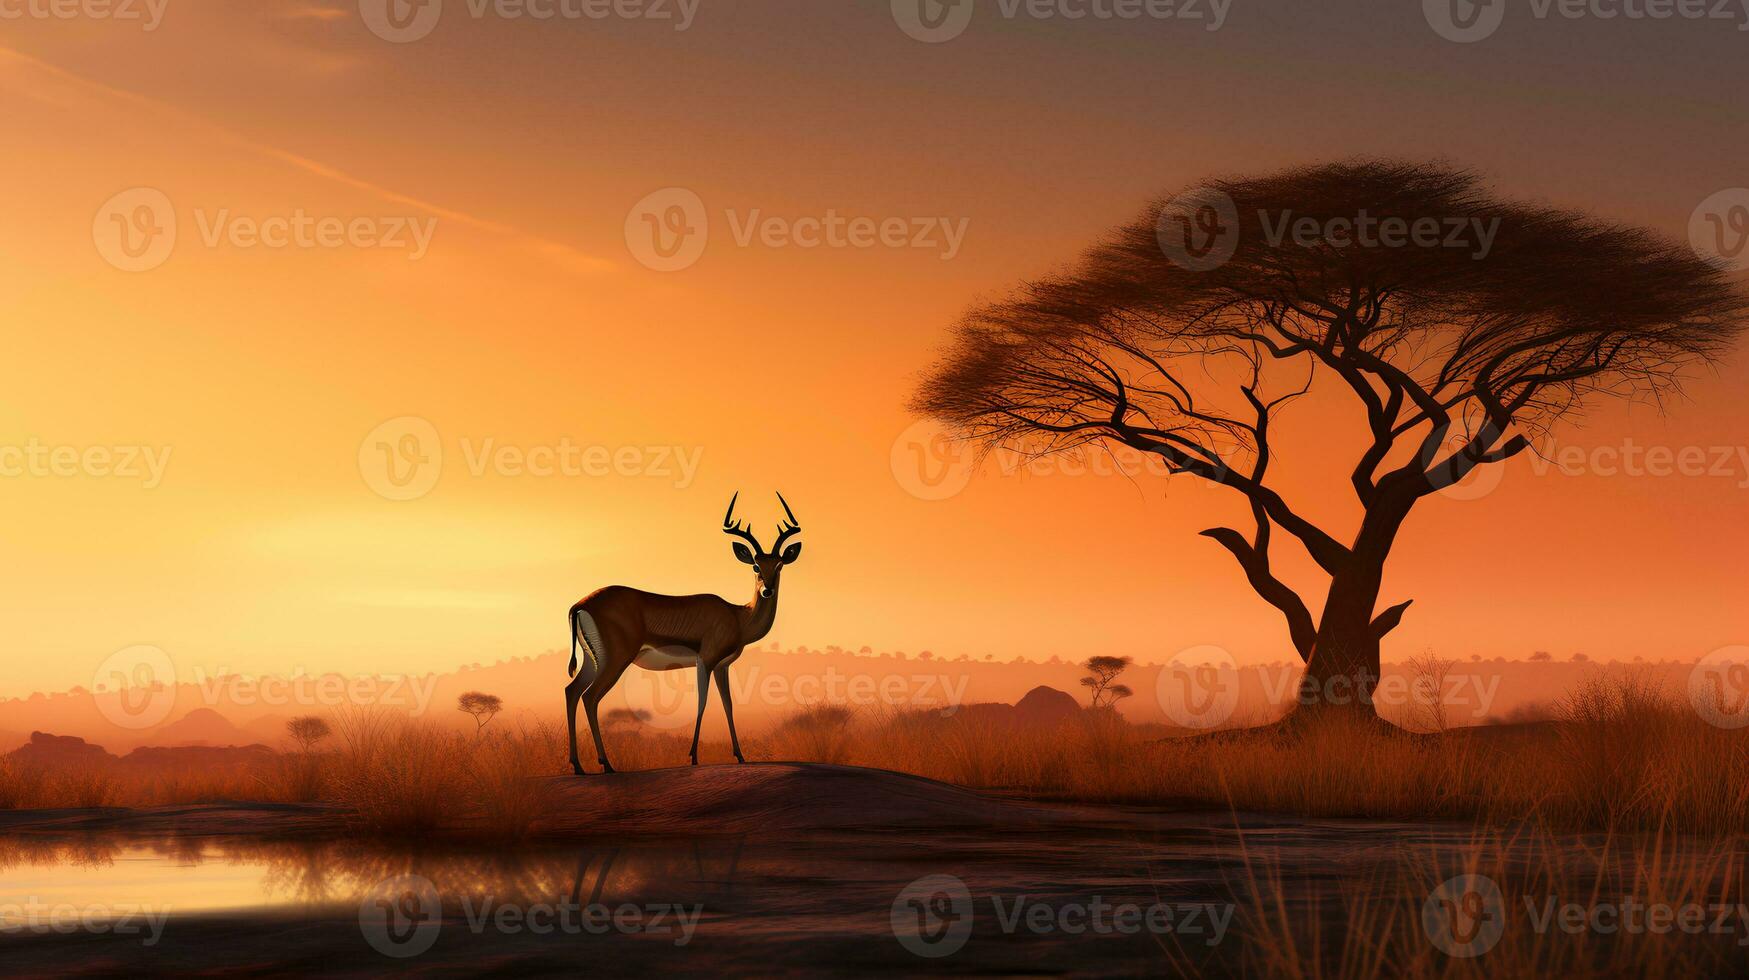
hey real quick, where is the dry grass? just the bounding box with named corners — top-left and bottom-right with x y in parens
top-left (750, 678), bottom-right (1749, 837)
top-left (1, 677), bottom-right (1745, 839)
top-left (1230, 827), bottom-right (1749, 979)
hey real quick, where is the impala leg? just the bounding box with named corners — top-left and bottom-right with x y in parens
top-left (714, 665), bottom-right (745, 763)
top-left (689, 663), bottom-right (711, 766)
top-left (565, 673), bottom-right (588, 775)
top-left (583, 653), bottom-right (632, 774)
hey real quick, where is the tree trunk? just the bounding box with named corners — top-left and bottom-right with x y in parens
top-left (1294, 492), bottom-right (1414, 721)
top-left (1299, 571), bottom-right (1385, 716)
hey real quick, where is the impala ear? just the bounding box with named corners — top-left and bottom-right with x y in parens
top-left (780, 542), bottom-right (802, 565)
top-left (732, 543), bottom-right (756, 565)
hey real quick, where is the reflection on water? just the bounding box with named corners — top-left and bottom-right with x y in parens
top-left (3, 816), bottom-right (1743, 920)
top-left (4, 815), bottom-right (1748, 975)
top-left (0, 835), bottom-right (763, 918)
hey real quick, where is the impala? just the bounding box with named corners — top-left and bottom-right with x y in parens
top-left (565, 492), bottom-right (803, 774)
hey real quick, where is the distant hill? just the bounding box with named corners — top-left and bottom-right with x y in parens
top-left (145, 707), bottom-right (252, 748)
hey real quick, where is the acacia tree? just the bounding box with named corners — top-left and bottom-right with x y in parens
top-left (914, 162), bottom-right (1742, 721)
top-left (457, 691), bottom-right (503, 734)
top-left (1080, 655), bottom-right (1135, 708)
top-left (285, 715), bottom-right (331, 753)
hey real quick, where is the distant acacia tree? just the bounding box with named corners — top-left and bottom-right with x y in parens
top-left (457, 691), bottom-right (503, 734)
top-left (285, 715), bottom-right (331, 753)
top-left (1080, 656), bottom-right (1134, 708)
top-left (914, 161), bottom-right (1743, 724)
top-left (603, 707), bottom-right (652, 729)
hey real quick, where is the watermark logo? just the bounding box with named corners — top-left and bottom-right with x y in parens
top-left (1422, 425), bottom-right (1509, 502)
top-left (360, 0), bottom-right (443, 42)
top-left (1424, 0), bottom-right (1506, 42)
top-left (359, 416), bottom-right (444, 501)
top-left (892, 0), bottom-right (975, 42)
top-left (1690, 646), bottom-right (1749, 730)
top-left (614, 652), bottom-right (701, 730)
top-left (359, 419), bottom-right (705, 500)
top-left (1691, 189), bottom-right (1749, 273)
top-left (93, 187), bottom-right (176, 273)
top-left (625, 187), bottom-right (710, 272)
top-left (91, 645), bottom-right (178, 731)
top-left (1157, 187), bottom-right (1239, 272)
top-left (891, 420), bottom-right (977, 501)
top-left (625, 188), bottom-right (970, 270)
top-left (360, 875), bottom-right (443, 958)
top-left (890, 876), bottom-right (1234, 957)
top-left (1156, 644), bottom-right (1240, 729)
top-left (1427, 0), bottom-right (1749, 42)
top-left (606, 644), bottom-right (972, 730)
top-left (1423, 874), bottom-right (1506, 957)
top-left (94, 189), bottom-right (438, 268)
top-left (892, 874), bottom-right (975, 958)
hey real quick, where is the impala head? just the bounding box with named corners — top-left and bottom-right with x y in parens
top-left (723, 491), bottom-right (803, 599)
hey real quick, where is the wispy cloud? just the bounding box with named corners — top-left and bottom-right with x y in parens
top-left (0, 44), bottom-right (615, 273)
top-left (279, 2), bottom-right (351, 19)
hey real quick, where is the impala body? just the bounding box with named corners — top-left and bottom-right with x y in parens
top-left (565, 492), bottom-right (802, 774)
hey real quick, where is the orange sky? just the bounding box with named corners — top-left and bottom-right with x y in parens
top-left (2, 1), bottom-right (1747, 697)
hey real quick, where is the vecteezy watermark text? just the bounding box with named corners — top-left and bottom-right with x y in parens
top-left (0, 440), bottom-right (171, 489)
top-left (192, 669), bottom-right (441, 717)
top-left (892, 0), bottom-right (1232, 44)
top-left (616, 660), bottom-right (973, 730)
top-left (0, 899), bottom-right (170, 947)
top-left (460, 897), bottom-right (702, 945)
top-left (1157, 189), bottom-right (1502, 272)
top-left (0, 0), bottom-right (168, 29)
top-left (192, 210), bottom-right (437, 260)
top-left (93, 188), bottom-right (439, 272)
top-left (360, 0), bottom-right (701, 43)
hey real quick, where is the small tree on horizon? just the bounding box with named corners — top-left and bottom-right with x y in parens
top-left (603, 707), bottom-right (651, 729)
top-left (1079, 655), bottom-right (1135, 709)
top-left (457, 691), bottom-right (503, 734)
top-left (286, 715), bottom-right (331, 753)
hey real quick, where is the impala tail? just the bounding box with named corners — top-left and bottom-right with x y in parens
top-left (568, 605), bottom-right (601, 683)
top-left (568, 606), bottom-right (579, 677)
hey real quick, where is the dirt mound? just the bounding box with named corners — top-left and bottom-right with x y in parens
top-left (953, 685), bottom-right (1084, 730)
top-left (532, 763), bottom-right (1062, 837)
top-left (146, 707), bottom-right (252, 748)
top-left (1015, 685), bottom-right (1082, 725)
